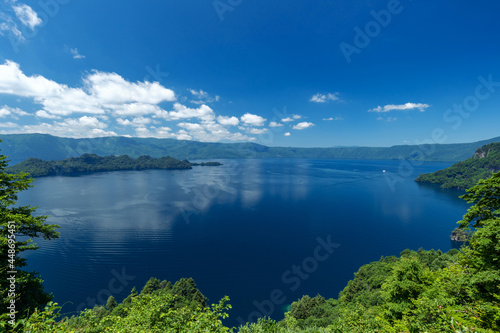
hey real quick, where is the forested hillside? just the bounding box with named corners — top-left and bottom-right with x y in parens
top-left (415, 142), bottom-right (500, 189)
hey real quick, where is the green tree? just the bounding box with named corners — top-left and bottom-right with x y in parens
top-left (140, 277), bottom-right (161, 295)
top-left (381, 257), bottom-right (427, 320)
top-left (459, 170), bottom-right (500, 229)
top-left (0, 142), bottom-right (59, 328)
top-left (290, 294), bottom-right (326, 320)
top-left (122, 286), bottom-right (138, 305)
top-left (19, 290), bottom-right (232, 332)
top-left (106, 296), bottom-right (118, 310)
top-left (458, 171), bottom-right (500, 311)
top-left (172, 277), bottom-right (207, 308)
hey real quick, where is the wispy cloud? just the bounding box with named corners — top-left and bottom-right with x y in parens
top-left (368, 103), bottom-right (430, 113)
top-left (269, 121), bottom-right (283, 127)
top-left (188, 89), bottom-right (208, 99)
top-left (310, 92), bottom-right (339, 103)
top-left (13, 4), bottom-right (42, 30)
top-left (284, 132), bottom-right (291, 136)
top-left (0, 2), bottom-right (41, 45)
top-left (0, 19), bottom-right (20, 39)
top-left (0, 121), bottom-right (19, 128)
top-left (70, 48), bottom-right (85, 59)
top-left (36, 110), bottom-right (61, 119)
top-left (292, 122), bottom-right (315, 130)
top-left (245, 127), bottom-right (267, 135)
top-left (377, 116), bottom-right (398, 122)
top-left (322, 116), bottom-right (343, 121)
top-left (0, 105), bottom-right (29, 118)
top-left (188, 88), bottom-right (220, 104)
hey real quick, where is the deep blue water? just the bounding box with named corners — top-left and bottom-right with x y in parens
top-left (18, 159), bottom-right (470, 327)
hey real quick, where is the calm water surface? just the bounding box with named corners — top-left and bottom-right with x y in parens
top-left (18, 159), bottom-right (469, 326)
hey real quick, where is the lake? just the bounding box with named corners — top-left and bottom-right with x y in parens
top-left (18, 159), bottom-right (470, 327)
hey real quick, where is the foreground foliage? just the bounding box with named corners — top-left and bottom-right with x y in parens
top-left (19, 278), bottom-right (231, 333)
top-left (0, 142), bottom-right (60, 332)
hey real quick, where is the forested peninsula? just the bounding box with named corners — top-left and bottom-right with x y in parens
top-left (415, 142), bottom-right (500, 189)
top-left (6, 153), bottom-right (222, 177)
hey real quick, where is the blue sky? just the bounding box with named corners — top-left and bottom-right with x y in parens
top-left (0, 0), bottom-right (499, 147)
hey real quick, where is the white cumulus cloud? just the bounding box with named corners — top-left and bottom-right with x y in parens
top-left (0, 60), bottom-right (66, 98)
top-left (85, 71), bottom-right (176, 105)
top-left (0, 60), bottom-right (265, 142)
top-left (0, 108), bottom-right (10, 117)
top-left (292, 122), bottom-right (315, 130)
top-left (241, 113), bottom-right (266, 126)
top-left (217, 115), bottom-right (239, 126)
top-left (0, 61), bottom-right (176, 118)
top-left (165, 103), bottom-right (215, 122)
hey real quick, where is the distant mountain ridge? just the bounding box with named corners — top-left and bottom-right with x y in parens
top-left (1, 133), bottom-right (500, 164)
top-left (415, 142), bottom-right (500, 189)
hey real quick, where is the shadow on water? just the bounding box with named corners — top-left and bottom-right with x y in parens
top-left (450, 239), bottom-right (468, 250)
top-left (415, 182), bottom-right (467, 201)
top-left (416, 183), bottom-right (472, 251)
